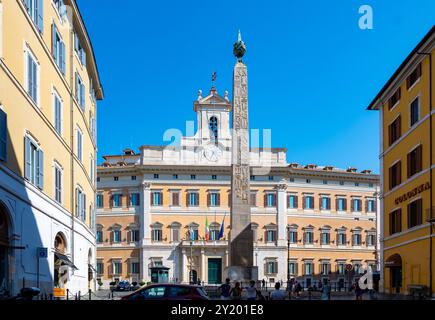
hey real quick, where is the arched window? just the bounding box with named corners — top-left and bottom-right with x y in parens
top-left (209, 116), bottom-right (218, 144)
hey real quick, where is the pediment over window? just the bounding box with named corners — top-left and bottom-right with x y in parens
top-left (186, 222), bottom-right (200, 229)
top-left (264, 223), bottom-right (277, 230)
top-left (150, 222), bottom-right (163, 229)
top-left (110, 223), bottom-right (121, 231)
top-left (169, 222), bottom-right (182, 228)
top-left (303, 224), bottom-right (315, 230)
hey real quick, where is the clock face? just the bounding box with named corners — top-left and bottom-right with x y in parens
top-left (204, 144), bottom-right (222, 162)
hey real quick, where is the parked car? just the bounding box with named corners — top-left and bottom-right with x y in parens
top-left (120, 284), bottom-right (209, 300)
top-left (116, 280), bottom-right (131, 291)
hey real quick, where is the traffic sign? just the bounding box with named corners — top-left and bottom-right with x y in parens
top-left (345, 264), bottom-right (353, 271)
top-left (37, 247), bottom-right (48, 259)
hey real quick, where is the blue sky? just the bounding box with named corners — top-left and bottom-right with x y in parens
top-left (77, 0), bottom-right (435, 172)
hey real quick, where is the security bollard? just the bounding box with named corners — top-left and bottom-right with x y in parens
top-left (66, 289), bottom-right (69, 300)
top-left (89, 289), bottom-right (92, 300)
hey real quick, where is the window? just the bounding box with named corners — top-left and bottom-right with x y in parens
top-left (112, 230), bottom-right (121, 243)
top-left (265, 229), bottom-right (277, 243)
top-left (306, 179), bottom-right (311, 184)
top-left (90, 156), bottom-right (94, 184)
top-left (289, 178), bottom-right (294, 182)
top-left (265, 261), bottom-right (278, 274)
top-left (352, 232), bottom-right (362, 246)
top-left (389, 161), bottom-right (402, 190)
top-left (190, 175), bottom-right (196, 180)
top-left (288, 229), bottom-right (297, 243)
top-left (153, 174), bottom-right (159, 179)
top-left (320, 196), bottom-right (331, 210)
top-left (97, 177), bottom-right (100, 182)
top-left (406, 63), bottom-right (422, 89)
top-left (151, 191), bottom-right (162, 206)
top-left (388, 87), bottom-right (401, 110)
top-left (26, 50), bottom-right (39, 104)
top-left (53, 0), bottom-right (66, 17)
top-left (0, 109), bottom-right (6, 162)
top-left (303, 195), bottom-right (314, 210)
top-left (89, 112), bottom-right (96, 142)
top-left (288, 261), bottom-right (297, 276)
top-left (189, 228), bottom-right (199, 241)
top-left (54, 165), bottom-right (62, 204)
top-left (53, 92), bottom-right (62, 134)
top-left (337, 262), bottom-right (346, 275)
top-left (131, 176), bottom-right (137, 181)
top-left (212, 175), bottom-right (217, 180)
top-left (131, 262), bottom-right (140, 274)
top-left (389, 116), bottom-right (401, 145)
top-left (131, 230), bottom-right (140, 242)
top-left (112, 194), bottom-right (121, 208)
top-left (321, 230), bottom-right (330, 245)
top-left (250, 175), bottom-right (255, 181)
top-left (304, 262), bottom-right (313, 275)
top-left (152, 229), bottom-right (162, 242)
top-left (210, 228), bottom-right (220, 241)
top-left (323, 180), bottom-right (328, 185)
top-left (171, 191), bottom-right (180, 206)
top-left (408, 198), bottom-right (422, 228)
top-left (336, 198), bottom-right (347, 211)
top-left (250, 192), bottom-right (257, 207)
top-left (352, 199), bottom-right (362, 212)
top-left (96, 194), bottom-right (103, 208)
top-left (369, 183), bottom-right (374, 188)
top-left (173, 174), bottom-right (178, 180)
top-left (52, 23), bottom-right (65, 74)
top-left (366, 199), bottom-right (376, 213)
top-left (355, 182), bottom-right (359, 187)
top-left (96, 230), bottom-right (103, 243)
top-left (268, 176), bottom-right (273, 181)
top-left (74, 32), bottom-right (86, 65)
top-left (114, 177), bottom-right (119, 181)
top-left (410, 97), bottom-right (420, 126)
top-left (171, 226), bottom-right (180, 242)
top-left (188, 192), bottom-right (199, 207)
top-left (130, 193), bottom-right (140, 206)
top-left (366, 233), bottom-right (376, 247)
top-left (407, 145), bottom-right (422, 178)
top-left (24, 136), bottom-right (44, 189)
top-left (96, 262), bottom-right (104, 275)
top-left (337, 231), bottom-right (346, 246)
top-left (304, 230), bottom-right (314, 244)
top-left (390, 209), bottom-right (402, 235)
top-left (75, 188), bottom-right (86, 221)
top-left (208, 192), bottom-right (220, 207)
top-left (265, 193), bottom-right (276, 207)
top-left (75, 72), bottom-right (85, 111)
top-left (113, 261), bottom-right (122, 275)
top-left (339, 181), bottom-right (344, 186)
top-left (23, 0), bottom-right (44, 32)
top-left (321, 262), bottom-right (330, 275)
top-left (288, 195), bottom-right (298, 209)
top-left (76, 127), bottom-right (83, 162)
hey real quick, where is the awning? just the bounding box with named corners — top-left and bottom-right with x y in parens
top-left (385, 254), bottom-right (402, 267)
top-left (54, 252), bottom-right (78, 270)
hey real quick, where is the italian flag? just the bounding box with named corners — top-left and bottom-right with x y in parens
top-left (205, 216), bottom-right (210, 241)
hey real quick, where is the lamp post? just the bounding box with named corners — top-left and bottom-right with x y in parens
top-left (189, 241), bottom-right (193, 285)
top-left (287, 238), bottom-right (291, 297)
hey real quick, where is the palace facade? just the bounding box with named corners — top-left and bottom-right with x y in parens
top-left (0, 0), bottom-right (103, 296)
top-left (96, 86), bottom-right (379, 288)
top-left (368, 26), bottom-right (435, 297)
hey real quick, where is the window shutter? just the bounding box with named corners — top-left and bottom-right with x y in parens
top-left (273, 194), bottom-right (277, 207)
top-left (83, 193), bottom-right (86, 220)
top-left (0, 110), bottom-right (7, 161)
top-left (24, 136), bottom-right (31, 180)
top-left (302, 196), bottom-right (306, 209)
top-left (186, 192), bottom-right (189, 207)
top-left (74, 33), bottom-right (79, 52)
top-left (61, 42), bottom-right (66, 74)
top-left (263, 194), bottom-right (267, 207)
top-left (52, 23), bottom-right (56, 59)
top-left (294, 196), bottom-right (298, 208)
top-left (407, 152), bottom-right (411, 178)
top-left (343, 199), bottom-right (347, 211)
top-left (82, 50), bottom-right (87, 66)
top-left (37, 149), bottom-right (44, 189)
top-left (397, 115), bottom-right (401, 138)
top-left (351, 199), bottom-right (354, 212)
top-left (27, 55), bottom-right (33, 97)
top-left (217, 193), bottom-right (220, 206)
top-left (81, 83), bottom-right (86, 110)
top-left (417, 145), bottom-right (422, 172)
top-left (228, 193), bottom-right (231, 207)
top-left (24, 0), bottom-right (31, 10)
top-left (319, 197), bottom-right (322, 210)
top-left (150, 193), bottom-right (154, 206)
top-left (160, 192), bottom-right (163, 206)
top-left (36, 0), bottom-right (44, 33)
top-left (397, 161), bottom-right (402, 185)
top-left (127, 231), bottom-right (131, 243)
top-left (207, 193), bottom-right (210, 206)
top-left (287, 195), bottom-right (290, 207)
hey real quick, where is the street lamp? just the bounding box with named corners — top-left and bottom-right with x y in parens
top-left (287, 238), bottom-right (291, 297)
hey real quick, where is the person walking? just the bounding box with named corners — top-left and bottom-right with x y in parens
top-left (320, 280), bottom-right (331, 300)
top-left (270, 282), bottom-right (287, 300)
top-left (230, 282), bottom-right (242, 301)
top-left (219, 278), bottom-right (231, 300)
top-left (262, 279), bottom-right (266, 289)
top-left (244, 280), bottom-right (258, 301)
top-left (353, 279), bottom-right (364, 300)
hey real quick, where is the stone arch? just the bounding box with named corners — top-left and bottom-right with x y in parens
top-left (0, 201), bottom-right (12, 295)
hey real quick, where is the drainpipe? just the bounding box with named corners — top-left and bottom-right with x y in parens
top-left (69, 26), bottom-right (75, 275)
top-left (417, 51), bottom-right (432, 297)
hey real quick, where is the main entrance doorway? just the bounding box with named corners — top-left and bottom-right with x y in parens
top-left (207, 258), bottom-right (222, 284)
top-left (385, 253), bottom-right (402, 293)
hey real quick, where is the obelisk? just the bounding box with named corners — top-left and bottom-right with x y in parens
top-left (225, 31), bottom-right (257, 282)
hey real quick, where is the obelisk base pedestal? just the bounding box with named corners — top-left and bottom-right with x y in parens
top-left (223, 266), bottom-right (258, 283)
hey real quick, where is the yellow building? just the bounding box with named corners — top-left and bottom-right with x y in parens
top-left (368, 26), bottom-right (435, 297)
top-left (0, 0), bottom-right (103, 296)
top-left (96, 86), bottom-right (380, 289)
